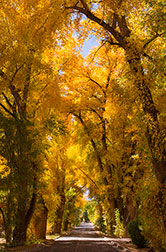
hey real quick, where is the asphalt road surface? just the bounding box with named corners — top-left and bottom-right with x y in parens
top-left (37, 222), bottom-right (120, 252)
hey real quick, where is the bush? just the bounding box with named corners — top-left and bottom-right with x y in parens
top-left (95, 217), bottom-right (106, 233)
top-left (159, 249), bottom-right (166, 252)
top-left (128, 220), bottom-right (147, 248)
top-left (113, 209), bottom-right (125, 237)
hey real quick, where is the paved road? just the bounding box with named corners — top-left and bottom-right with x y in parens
top-left (37, 222), bottom-right (120, 252)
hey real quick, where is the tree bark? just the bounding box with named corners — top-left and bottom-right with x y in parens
top-left (12, 191), bottom-right (37, 245)
top-left (33, 198), bottom-right (48, 239)
top-left (53, 192), bottom-right (65, 234)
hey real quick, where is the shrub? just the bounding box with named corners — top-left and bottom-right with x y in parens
top-left (113, 209), bottom-right (125, 237)
top-left (95, 217), bottom-right (106, 233)
top-left (128, 220), bottom-right (147, 248)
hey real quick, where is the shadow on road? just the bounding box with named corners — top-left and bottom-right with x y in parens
top-left (37, 223), bottom-right (119, 252)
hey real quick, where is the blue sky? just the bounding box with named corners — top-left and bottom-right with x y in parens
top-left (82, 35), bottom-right (99, 57)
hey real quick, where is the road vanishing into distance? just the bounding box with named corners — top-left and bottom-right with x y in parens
top-left (37, 222), bottom-right (121, 252)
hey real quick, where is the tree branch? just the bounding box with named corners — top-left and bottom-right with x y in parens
top-left (0, 103), bottom-right (15, 118)
top-left (22, 63), bottom-right (32, 116)
top-left (68, 184), bottom-right (87, 202)
top-left (88, 77), bottom-right (103, 89)
top-left (105, 39), bottom-right (122, 47)
top-left (90, 108), bottom-right (103, 121)
top-left (117, 15), bottom-right (131, 37)
top-left (72, 112), bottom-right (104, 173)
top-left (89, 41), bottom-right (107, 64)
top-left (142, 52), bottom-right (153, 60)
top-left (80, 0), bottom-right (90, 11)
top-left (9, 84), bottom-right (21, 112)
top-left (65, 5), bottom-right (125, 47)
top-left (0, 69), bottom-right (8, 81)
top-left (77, 167), bottom-right (99, 189)
top-left (2, 92), bottom-right (13, 109)
top-left (11, 63), bottom-right (25, 83)
top-left (112, 13), bottom-right (117, 29)
top-left (143, 33), bottom-right (165, 49)
top-left (106, 70), bottom-right (111, 90)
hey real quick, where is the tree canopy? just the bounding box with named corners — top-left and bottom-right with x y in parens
top-left (0, 0), bottom-right (166, 250)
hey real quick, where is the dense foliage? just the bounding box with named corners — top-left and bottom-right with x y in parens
top-left (128, 220), bottom-right (147, 248)
top-left (0, 0), bottom-right (165, 251)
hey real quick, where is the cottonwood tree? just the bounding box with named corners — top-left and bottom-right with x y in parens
top-left (63, 0), bottom-right (166, 186)
top-left (57, 30), bottom-right (166, 246)
top-left (0, 0), bottom-right (66, 245)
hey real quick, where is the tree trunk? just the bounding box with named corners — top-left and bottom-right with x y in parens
top-left (12, 215), bottom-right (27, 245)
top-left (0, 207), bottom-right (12, 244)
top-left (34, 202), bottom-right (48, 239)
top-left (126, 49), bottom-right (166, 184)
top-left (54, 208), bottom-right (64, 234)
top-left (54, 194), bottom-right (65, 234)
top-left (12, 191), bottom-right (36, 246)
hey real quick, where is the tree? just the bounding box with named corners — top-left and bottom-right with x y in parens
top-left (0, 0), bottom-right (65, 245)
top-left (56, 28), bottom-right (166, 246)
top-left (61, 0), bottom-right (166, 244)
top-left (64, 0), bottom-right (166, 186)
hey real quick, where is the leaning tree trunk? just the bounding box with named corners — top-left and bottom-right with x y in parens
top-left (12, 191), bottom-right (36, 245)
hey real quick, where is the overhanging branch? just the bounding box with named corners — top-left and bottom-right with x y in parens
top-left (143, 33), bottom-right (165, 49)
top-left (77, 167), bottom-right (99, 189)
top-left (2, 92), bottom-right (13, 109)
top-left (0, 103), bottom-right (15, 118)
top-left (65, 5), bottom-right (124, 46)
